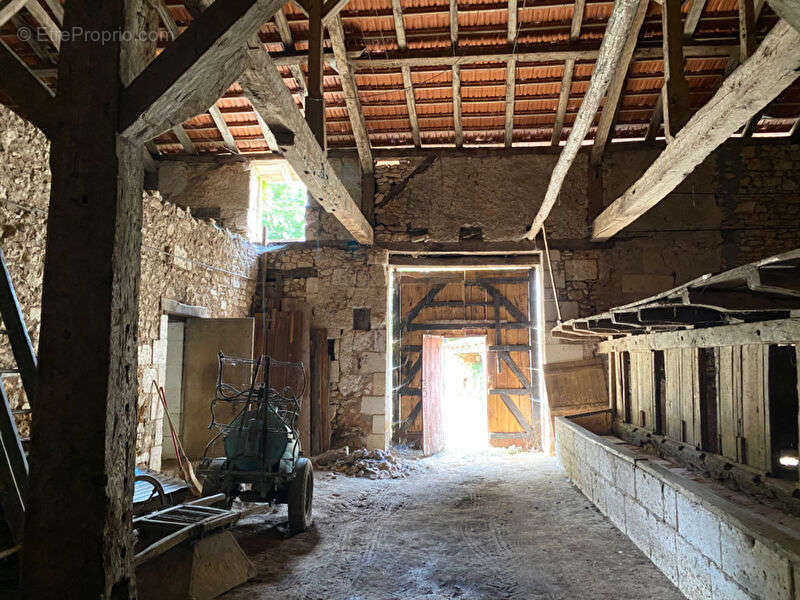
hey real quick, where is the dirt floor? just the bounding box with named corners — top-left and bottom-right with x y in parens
top-left (223, 450), bottom-right (683, 600)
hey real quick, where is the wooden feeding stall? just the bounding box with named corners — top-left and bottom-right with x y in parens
top-left (552, 249), bottom-right (800, 500)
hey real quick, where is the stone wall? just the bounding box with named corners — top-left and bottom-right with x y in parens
top-left (0, 105), bottom-right (260, 469)
top-left (259, 246), bottom-right (389, 450)
top-left (373, 143), bottom-right (799, 364)
top-left (556, 417), bottom-right (800, 600)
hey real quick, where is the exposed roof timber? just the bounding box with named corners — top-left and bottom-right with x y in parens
top-left (347, 42), bottom-right (739, 68)
top-left (25, 1), bottom-right (61, 50)
top-left (504, 58), bottom-right (516, 147)
top-left (683, 0), bottom-right (707, 37)
top-left (150, 0), bottom-right (180, 39)
top-left (306, 0), bottom-right (325, 148)
top-left (272, 8), bottom-right (308, 103)
top-left (402, 66), bottom-right (422, 147)
top-left (739, 0), bottom-right (757, 63)
top-left (321, 0), bottom-right (351, 24)
top-left (171, 124), bottom-right (197, 153)
top-left (208, 104), bottom-right (239, 153)
top-left (452, 65), bottom-right (463, 147)
top-left (391, 0), bottom-right (407, 49)
top-left (0, 38), bottom-right (55, 136)
top-left (525, 0), bottom-right (651, 240)
top-left (240, 46), bottom-right (372, 243)
top-left (645, 92), bottom-right (663, 141)
top-left (571, 0), bottom-right (586, 41)
top-left (120, 0), bottom-right (283, 142)
top-left (508, 0), bottom-right (517, 44)
top-left (590, 0), bottom-right (650, 163)
top-left (592, 21), bottom-right (800, 241)
top-left (0, 0), bottom-right (25, 27)
top-left (449, 0), bottom-right (458, 44)
top-left (767, 0), bottom-right (800, 32)
top-left (661, 0), bottom-right (690, 141)
top-left (551, 58), bottom-right (575, 145)
top-left (329, 15), bottom-right (373, 174)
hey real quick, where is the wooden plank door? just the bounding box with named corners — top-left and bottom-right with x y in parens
top-left (181, 318), bottom-right (254, 460)
top-left (422, 334), bottom-right (446, 455)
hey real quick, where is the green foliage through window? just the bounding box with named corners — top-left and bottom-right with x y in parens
top-left (260, 179), bottom-right (307, 242)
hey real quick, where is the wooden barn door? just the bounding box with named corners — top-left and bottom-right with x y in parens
top-left (422, 335), bottom-right (446, 455)
top-left (393, 267), bottom-right (541, 449)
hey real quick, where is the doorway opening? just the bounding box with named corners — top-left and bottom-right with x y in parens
top-left (389, 261), bottom-right (544, 453)
top-left (442, 337), bottom-right (489, 452)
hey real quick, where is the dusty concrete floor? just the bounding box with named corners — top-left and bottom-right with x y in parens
top-left (223, 451), bottom-right (683, 600)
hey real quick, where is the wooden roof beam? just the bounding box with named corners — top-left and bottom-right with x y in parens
top-left (592, 20), bottom-right (800, 241)
top-left (449, 0), bottom-right (458, 45)
top-left (306, 0), bottom-right (325, 148)
top-left (321, 0), bottom-right (351, 23)
top-left (767, 0), bottom-right (800, 33)
top-left (208, 104), bottom-right (239, 153)
top-left (329, 15), bottom-right (373, 174)
top-left (551, 57), bottom-right (575, 145)
top-left (0, 39), bottom-right (55, 136)
top-left (504, 58), bottom-right (516, 147)
top-left (683, 0), bottom-right (707, 38)
top-left (453, 64), bottom-right (463, 146)
top-left (525, 0), bottom-right (650, 240)
top-left (661, 0), bottom-right (690, 141)
top-left (240, 45), bottom-right (373, 243)
top-left (119, 0), bottom-right (283, 143)
top-left (402, 66), bottom-right (422, 147)
top-left (590, 0), bottom-right (650, 164)
top-left (571, 0), bottom-right (586, 41)
top-left (508, 0), bottom-right (517, 43)
top-left (25, 1), bottom-right (62, 50)
top-left (0, 0), bottom-right (29, 27)
top-left (273, 9), bottom-right (308, 105)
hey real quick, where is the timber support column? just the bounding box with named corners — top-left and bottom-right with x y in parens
top-left (22, 1), bottom-right (153, 598)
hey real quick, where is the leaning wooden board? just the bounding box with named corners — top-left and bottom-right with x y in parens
top-left (253, 309), bottom-right (312, 456)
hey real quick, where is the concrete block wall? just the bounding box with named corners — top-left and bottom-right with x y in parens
top-left (555, 417), bottom-right (800, 600)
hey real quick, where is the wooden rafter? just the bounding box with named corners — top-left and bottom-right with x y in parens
top-left (402, 66), bottom-right (422, 147)
top-left (590, 0), bottom-right (650, 163)
top-left (391, 0), bottom-right (407, 49)
top-left (171, 124), bottom-right (197, 153)
top-left (306, 0), bottom-right (325, 148)
top-left (208, 104), bottom-right (239, 153)
top-left (551, 57), bottom-right (574, 145)
top-left (645, 93), bottom-right (663, 141)
top-left (321, 0), bottom-right (350, 23)
top-left (0, 39), bottom-right (54, 136)
top-left (767, 0), bottom-right (800, 33)
top-left (0, 0), bottom-right (29, 28)
top-left (508, 0), bottom-right (517, 43)
top-left (449, 0), bottom-right (458, 45)
top-left (592, 20), bottom-right (800, 241)
top-left (25, 1), bottom-right (61, 50)
top-left (119, 0), bottom-right (283, 142)
top-left (240, 47), bottom-right (373, 243)
top-left (739, 0), bottom-right (757, 63)
top-left (661, 0), bottom-right (689, 141)
top-left (504, 58), bottom-right (516, 147)
top-left (570, 0), bottom-right (586, 41)
top-left (149, 0), bottom-right (179, 39)
top-left (525, 0), bottom-right (650, 240)
top-left (273, 8), bottom-right (308, 104)
top-left (329, 15), bottom-right (373, 174)
top-left (453, 64), bottom-right (463, 146)
top-left (683, 0), bottom-right (707, 37)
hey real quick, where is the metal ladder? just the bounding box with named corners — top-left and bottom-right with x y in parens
top-left (0, 247), bottom-right (37, 547)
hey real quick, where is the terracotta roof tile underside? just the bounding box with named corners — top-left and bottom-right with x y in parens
top-left (1, 0), bottom-right (797, 155)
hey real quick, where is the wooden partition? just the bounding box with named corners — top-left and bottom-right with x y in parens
top-left (604, 330), bottom-right (796, 476)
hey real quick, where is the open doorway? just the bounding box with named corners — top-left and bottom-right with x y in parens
top-left (442, 337), bottom-right (489, 452)
top-left (391, 262), bottom-right (543, 451)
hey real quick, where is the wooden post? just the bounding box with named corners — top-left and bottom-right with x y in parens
top-left (22, 1), bottom-right (156, 597)
top-left (661, 0), bottom-right (690, 141)
top-left (306, 0), bottom-right (326, 148)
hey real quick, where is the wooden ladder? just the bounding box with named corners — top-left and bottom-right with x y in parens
top-left (0, 248), bottom-right (37, 548)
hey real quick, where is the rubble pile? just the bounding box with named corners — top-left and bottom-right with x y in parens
top-left (312, 447), bottom-right (420, 479)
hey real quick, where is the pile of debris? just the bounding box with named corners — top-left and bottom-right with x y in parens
top-left (311, 447), bottom-right (420, 479)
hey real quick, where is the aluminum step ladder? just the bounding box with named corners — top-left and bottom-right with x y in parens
top-left (0, 247), bottom-right (37, 546)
